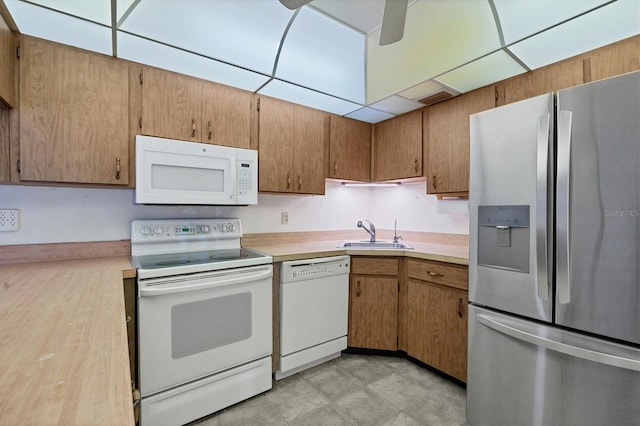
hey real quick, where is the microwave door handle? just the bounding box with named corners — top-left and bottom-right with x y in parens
top-left (139, 268), bottom-right (272, 297)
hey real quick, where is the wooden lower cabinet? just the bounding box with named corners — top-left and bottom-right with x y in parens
top-left (407, 279), bottom-right (468, 382)
top-left (348, 275), bottom-right (398, 350)
top-left (348, 257), bottom-right (399, 350)
top-left (406, 259), bottom-right (468, 382)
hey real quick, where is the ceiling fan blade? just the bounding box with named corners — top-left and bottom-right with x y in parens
top-left (279, 0), bottom-right (313, 10)
top-left (379, 0), bottom-right (408, 46)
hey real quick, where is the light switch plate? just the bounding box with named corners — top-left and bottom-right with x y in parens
top-left (0, 209), bottom-right (19, 231)
top-left (281, 211), bottom-right (289, 225)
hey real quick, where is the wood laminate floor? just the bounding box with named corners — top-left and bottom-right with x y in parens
top-left (191, 353), bottom-right (467, 426)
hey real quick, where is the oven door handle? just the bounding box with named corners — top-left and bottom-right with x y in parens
top-left (139, 268), bottom-right (272, 297)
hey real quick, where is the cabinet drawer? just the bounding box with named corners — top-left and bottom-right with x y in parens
top-left (351, 257), bottom-right (398, 276)
top-left (407, 259), bottom-right (468, 290)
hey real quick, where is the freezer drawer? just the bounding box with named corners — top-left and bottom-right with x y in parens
top-left (467, 305), bottom-right (640, 426)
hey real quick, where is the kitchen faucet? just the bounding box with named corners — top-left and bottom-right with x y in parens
top-left (357, 220), bottom-right (376, 242)
top-left (393, 219), bottom-right (403, 244)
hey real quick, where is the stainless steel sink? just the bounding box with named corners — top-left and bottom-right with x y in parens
top-left (337, 240), bottom-right (413, 249)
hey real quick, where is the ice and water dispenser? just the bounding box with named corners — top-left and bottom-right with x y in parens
top-left (477, 205), bottom-right (530, 273)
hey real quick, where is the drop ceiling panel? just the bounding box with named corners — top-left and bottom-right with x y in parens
top-left (345, 107), bottom-right (395, 123)
top-left (118, 32), bottom-right (270, 92)
top-left (436, 50), bottom-right (527, 93)
top-left (493, 0), bottom-right (610, 45)
top-left (259, 79), bottom-right (362, 116)
top-left (310, 0), bottom-right (385, 34)
top-left (20, 0), bottom-right (112, 25)
top-left (366, 0), bottom-right (501, 104)
top-left (277, 7), bottom-right (365, 104)
top-left (119, 0), bottom-right (293, 75)
top-left (5, 0), bottom-right (112, 55)
top-left (367, 95), bottom-right (424, 115)
top-left (509, 0), bottom-right (640, 70)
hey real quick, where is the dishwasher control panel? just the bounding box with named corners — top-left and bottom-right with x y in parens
top-left (281, 255), bottom-right (350, 283)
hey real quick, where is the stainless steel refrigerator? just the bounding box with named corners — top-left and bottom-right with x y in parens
top-left (467, 71), bottom-right (640, 426)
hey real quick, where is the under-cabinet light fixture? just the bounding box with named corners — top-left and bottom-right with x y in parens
top-left (341, 182), bottom-right (402, 187)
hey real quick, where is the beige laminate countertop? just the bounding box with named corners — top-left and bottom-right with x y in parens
top-left (245, 239), bottom-right (469, 265)
top-left (0, 256), bottom-right (136, 425)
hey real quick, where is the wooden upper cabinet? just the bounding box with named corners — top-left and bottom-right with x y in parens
top-left (257, 96), bottom-right (327, 195)
top-left (201, 83), bottom-right (251, 148)
top-left (425, 85), bottom-right (495, 195)
top-left (329, 115), bottom-right (371, 181)
top-left (19, 37), bottom-right (129, 185)
top-left (140, 68), bottom-right (252, 148)
top-left (502, 58), bottom-right (584, 105)
top-left (140, 68), bottom-right (202, 142)
top-left (585, 35), bottom-right (639, 83)
top-left (0, 13), bottom-right (15, 108)
top-left (373, 109), bottom-right (422, 181)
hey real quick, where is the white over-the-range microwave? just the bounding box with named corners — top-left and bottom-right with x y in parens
top-left (135, 135), bottom-right (258, 205)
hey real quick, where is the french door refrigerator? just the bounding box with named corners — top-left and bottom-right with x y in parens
top-left (467, 70), bottom-right (640, 426)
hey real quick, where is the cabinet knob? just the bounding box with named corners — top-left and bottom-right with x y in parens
top-left (115, 157), bottom-right (121, 180)
top-left (191, 118), bottom-right (197, 137)
top-left (457, 297), bottom-right (464, 318)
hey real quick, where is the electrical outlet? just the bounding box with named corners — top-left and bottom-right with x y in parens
top-left (0, 209), bottom-right (19, 231)
top-left (281, 211), bottom-right (289, 225)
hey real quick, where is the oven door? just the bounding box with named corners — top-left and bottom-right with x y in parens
top-left (138, 264), bottom-right (272, 396)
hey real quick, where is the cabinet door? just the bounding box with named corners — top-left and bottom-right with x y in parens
top-left (293, 105), bottom-right (327, 195)
top-left (201, 82), bottom-right (251, 148)
top-left (426, 85), bottom-right (495, 194)
top-left (348, 275), bottom-right (398, 350)
top-left (407, 280), bottom-right (467, 382)
top-left (502, 58), bottom-right (583, 105)
top-left (20, 38), bottom-right (129, 184)
top-left (586, 35), bottom-right (639, 83)
top-left (374, 110), bottom-right (422, 181)
top-left (329, 115), bottom-right (371, 181)
top-left (258, 96), bottom-right (294, 192)
top-left (141, 68), bottom-right (202, 142)
top-left (0, 13), bottom-right (15, 108)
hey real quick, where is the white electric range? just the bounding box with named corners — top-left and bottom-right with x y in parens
top-left (131, 218), bottom-right (273, 426)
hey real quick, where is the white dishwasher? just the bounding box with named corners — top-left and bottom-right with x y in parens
top-left (276, 255), bottom-right (350, 380)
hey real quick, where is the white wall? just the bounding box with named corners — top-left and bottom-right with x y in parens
top-left (0, 181), bottom-right (468, 245)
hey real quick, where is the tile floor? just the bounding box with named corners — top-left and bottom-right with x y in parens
top-left (192, 353), bottom-right (467, 426)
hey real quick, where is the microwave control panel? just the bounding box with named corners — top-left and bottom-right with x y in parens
top-left (238, 161), bottom-right (254, 196)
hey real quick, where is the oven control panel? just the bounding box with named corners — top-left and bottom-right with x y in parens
top-left (132, 219), bottom-right (242, 242)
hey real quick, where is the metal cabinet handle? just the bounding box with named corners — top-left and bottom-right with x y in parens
top-left (427, 271), bottom-right (444, 277)
top-left (334, 161), bottom-right (338, 175)
top-left (115, 157), bottom-right (121, 180)
top-left (208, 120), bottom-right (212, 141)
top-left (191, 118), bottom-right (197, 137)
top-left (298, 175), bottom-right (302, 190)
top-left (356, 280), bottom-right (361, 297)
top-left (413, 158), bottom-right (419, 173)
top-left (125, 315), bottom-right (132, 323)
top-left (432, 174), bottom-right (437, 190)
top-left (457, 298), bottom-right (463, 318)
top-left (286, 172), bottom-right (291, 189)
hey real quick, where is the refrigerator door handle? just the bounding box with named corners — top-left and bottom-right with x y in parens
top-left (477, 314), bottom-right (640, 372)
top-left (556, 110), bottom-right (572, 304)
top-left (536, 113), bottom-right (551, 301)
